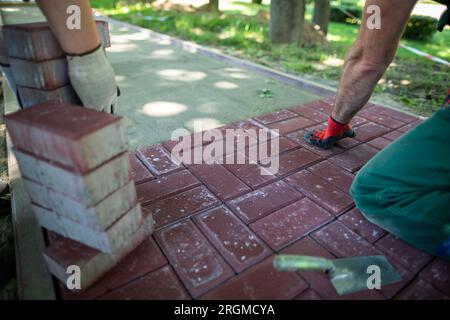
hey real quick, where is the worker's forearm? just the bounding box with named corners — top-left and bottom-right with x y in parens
top-left (332, 0), bottom-right (418, 124)
top-left (36, 0), bottom-right (100, 55)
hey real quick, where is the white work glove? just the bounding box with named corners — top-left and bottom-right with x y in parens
top-left (67, 45), bottom-right (119, 114)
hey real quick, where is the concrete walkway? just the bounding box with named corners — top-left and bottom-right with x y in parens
top-left (106, 21), bottom-right (319, 149)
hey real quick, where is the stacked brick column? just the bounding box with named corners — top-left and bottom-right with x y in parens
top-left (5, 102), bottom-right (154, 289)
top-left (3, 20), bottom-right (111, 108)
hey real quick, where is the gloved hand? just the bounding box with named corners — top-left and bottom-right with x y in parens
top-left (304, 116), bottom-right (355, 149)
top-left (67, 45), bottom-right (119, 114)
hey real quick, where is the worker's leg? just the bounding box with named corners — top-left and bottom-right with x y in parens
top-left (36, 0), bottom-right (99, 55)
top-left (305, 0), bottom-right (418, 149)
top-left (351, 106), bottom-right (450, 259)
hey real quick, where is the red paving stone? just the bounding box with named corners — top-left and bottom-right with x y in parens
top-left (328, 144), bottom-right (378, 173)
top-left (145, 186), bottom-right (219, 229)
top-left (129, 153), bottom-right (154, 185)
top-left (194, 206), bottom-right (271, 272)
top-left (136, 144), bottom-right (182, 176)
top-left (395, 278), bottom-right (448, 300)
top-left (250, 198), bottom-right (333, 251)
top-left (354, 122), bottom-right (390, 142)
top-left (367, 137), bottom-right (392, 150)
top-left (338, 208), bottom-right (386, 243)
top-left (136, 170), bottom-right (200, 205)
top-left (201, 257), bottom-right (308, 300)
top-left (99, 266), bottom-right (190, 300)
top-left (307, 160), bottom-right (355, 194)
top-left (227, 180), bottom-right (302, 223)
top-left (285, 170), bottom-right (354, 216)
top-left (189, 164), bottom-right (251, 200)
top-left (60, 237), bottom-right (167, 300)
top-left (419, 259), bottom-right (450, 295)
top-left (155, 219), bottom-right (234, 298)
top-left (267, 116), bottom-right (315, 135)
top-left (375, 234), bottom-right (433, 273)
top-left (56, 99), bottom-right (447, 300)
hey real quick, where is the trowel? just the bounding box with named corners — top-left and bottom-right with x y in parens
top-left (273, 254), bottom-right (401, 296)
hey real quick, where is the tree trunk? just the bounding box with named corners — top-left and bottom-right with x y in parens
top-left (269, 0), bottom-right (306, 45)
top-left (252, 0), bottom-right (263, 4)
top-left (313, 0), bottom-right (330, 35)
top-left (209, 0), bottom-right (219, 12)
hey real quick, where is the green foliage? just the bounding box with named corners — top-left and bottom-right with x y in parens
top-left (329, 6), bottom-right (361, 25)
top-left (403, 15), bottom-right (438, 41)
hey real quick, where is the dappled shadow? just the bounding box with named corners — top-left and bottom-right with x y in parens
top-left (106, 22), bottom-right (319, 149)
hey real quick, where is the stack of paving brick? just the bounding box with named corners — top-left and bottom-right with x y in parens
top-left (2, 20), bottom-right (110, 108)
top-left (5, 102), bottom-right (154, 289)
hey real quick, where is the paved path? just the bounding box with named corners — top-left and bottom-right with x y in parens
top-left (106, 21), bottom-right (319, 149)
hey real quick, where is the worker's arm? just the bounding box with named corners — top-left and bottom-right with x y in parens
top-left (332, 0), bottom-right (417, 123)
top-left (36, 0), bottom-right (118, 113)
top-left (305, 0), bottom-right (417, 149)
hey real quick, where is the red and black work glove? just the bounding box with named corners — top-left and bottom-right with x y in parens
top-left (304, 116), bottom-right (355, 149)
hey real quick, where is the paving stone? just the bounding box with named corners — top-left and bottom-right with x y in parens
top-left (43, 209), bottom-right (154, 290)
top-left (338, 208), bottom-right (386, 243)
top-left (224, 161), bottom-right (278, 189)
top-left (298, 99), bottom-right (334, 114)
top-left (375, 234), bottom-right (433, 273)
top-left (137, 144), bottom-right (182, 176)
top-left (136, 170), bottom-right (200, 205)
top-left (129, 153), bottom-right (154, 185)
top-left (16, 85), bottom-right (81, 109)
top-left (221, 119), bottom-right (273, 140)
top-left (3, 20), bottom-right (110, 61)
top-left (253, 109), bottom-right (298, 125)
top-left (227, 180), bottom-right (302, 224)
top-left (419, 259), bottom-right (450, 295)
top-left (351, 116), bottom-right (368, 127)
top-left (33, 204), bottom-right (142, 253)
top-left (189, 164), bottom-right (250, 200)
top-left (250, 198), bottom-right (333, 250)
top-left (367, 137), bottom-right (391, 150)
top-left (382, 130), bottom-right (404, 141)
top-left (282, 237), bottom-right (385, 299)
top-left (397, 119), bottom-right (423, 133)
top-left (367, 104), bottom-right (419, 124)
top-left (395, 278), bottom-right (448, 300)
top-left (155, 219), bottom-right (234, 298)
top-left (307, 160), bottom-right (355, 194)
top-left (60, 236), bottom-right (167, 300)
top-left (287, 129), bottom-right (345, 159)
top-left (354, 122), bottom-right (390, 142)
top-left (272, 148), bottom-right (321, 176)
top-left (9, 57), bottom-right (69, 89)
top-left (243, 136), bottom-right (299, 163)
top-left (146, 186), bottom-right (219, 229)
top-left (194, 206), bottom-right (271, 273)
top-left (99, 266), bottom-right (190, 300)
top-left (289, 104), bottom-right (329, 123)
top-left (285, 170), bottom-right (354, 216)
top-left (5, 101), bottom-right (127, 172)
top-left (26, 179), bottom-right (137, 231)
top-left (16, 149), bottom-right (130, 205)
top-left (358, 108), bottom-right (405, 129)
top-left (267, 116), bottom-right (315, 135)
top-left (328, 144), bottom-right (378, 173)
top-left (201, 257), bottom-right (308, 300)
top-left (312, 221), bottom-right (380, 257)
top-left (294, 289), bottom-right (323, 300)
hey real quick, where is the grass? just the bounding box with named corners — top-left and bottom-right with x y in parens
top-left (92, 0), bottom-right (449, 116)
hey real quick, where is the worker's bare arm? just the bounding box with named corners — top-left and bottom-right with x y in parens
top-left (332, 0), bottom-right (417, 124)
top-left (36, 0), bottom-right (99, 55)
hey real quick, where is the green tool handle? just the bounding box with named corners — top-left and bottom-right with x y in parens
top-left (273, 255), bottom-right (335, 274)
